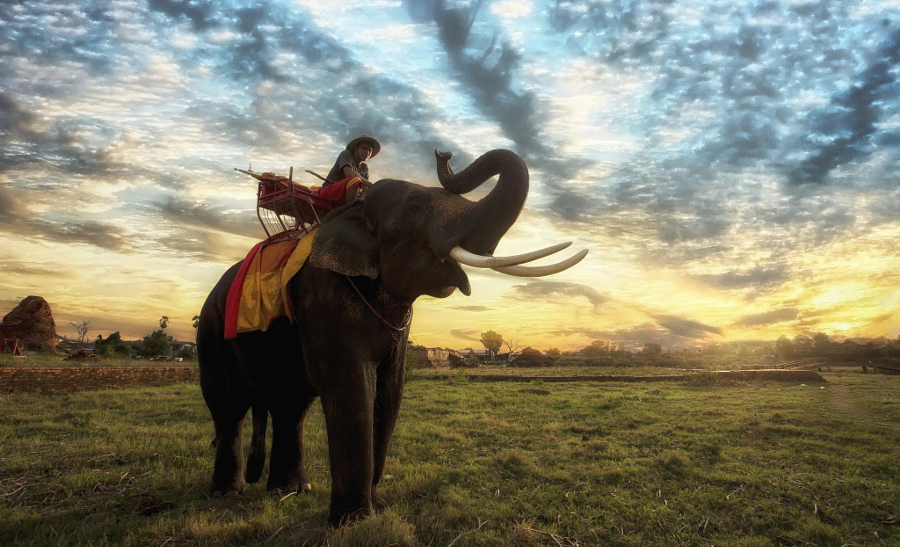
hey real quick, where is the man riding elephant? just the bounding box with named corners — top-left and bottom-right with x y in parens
top-left (317, 135), bottom-right (381, 205)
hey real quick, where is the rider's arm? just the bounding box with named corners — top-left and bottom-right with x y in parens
top-left (342, 165), bottom-right (372, 185)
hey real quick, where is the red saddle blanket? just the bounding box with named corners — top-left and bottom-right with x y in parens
top-left (224, 228), bottom-right (318, 339)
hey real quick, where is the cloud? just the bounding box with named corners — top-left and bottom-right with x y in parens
top-left (0, 186), bottom-right (27, 222)
top-left (691, 264), bottom-right (791, 291)
top-left (734, 308), bottom-right (799, 327)
top-left (514, 282), bottom-right (721, 340)
top-left (651, 314), bottom-right (724, 338)
top-left (0, 93), bottom-right (36, 142)
top-left (788, 27), bottom-right (900, 185)
top-left (537, 0), bottom-right (900, 240)
top-left (449, 328), bottom-right (481, 343)
top-left (511, 280), bottom-right (607, 311)
top-left (34, 219), bottom-right (129, 251)
top-left (148, 0), bottom-right (220, 32)
top-left (402, 0), bottom-right (555, 162)
top-left (153, 197), bottom-right (259, 239)
top-left (0, 263), bottom-right (61, 276)
top-left (0, 186), bottom-right (128, 251)
top-left (549, 327), bottom-right (617, 341)
top-left (555, 317), bottom-right (721, 348)
top-left (451, 305), bottom-right (492, 312)
top-left (0, 4), bottom-right (121, 77)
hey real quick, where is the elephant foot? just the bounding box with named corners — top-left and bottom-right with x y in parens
top-left (328, 505), bottom-right (373, 528)
top-left (210, 478), bottom-right (245, 498)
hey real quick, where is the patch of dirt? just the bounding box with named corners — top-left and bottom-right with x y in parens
top-left (829, 385), bottom-right (899, 429)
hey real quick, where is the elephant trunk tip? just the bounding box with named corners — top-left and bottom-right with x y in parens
top-left (435, 149), bottom-right (453, 162)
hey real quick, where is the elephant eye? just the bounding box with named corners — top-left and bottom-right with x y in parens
top-left (405, 203), bottom-right (422, 217)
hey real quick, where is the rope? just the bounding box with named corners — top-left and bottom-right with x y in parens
top-left (345, 276), bottom-right (412, 333)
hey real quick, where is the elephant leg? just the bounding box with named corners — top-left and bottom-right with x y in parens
top-left (267, 397), bottom-right (315, 492)
top-left (372, 367), bottom-right (404, 512)
top-left (210, 406), bottom-right (249, 497)
top-left (245, 403), bottom-right (267, 484)
top-left (320, 379), bottom-right (376, 527)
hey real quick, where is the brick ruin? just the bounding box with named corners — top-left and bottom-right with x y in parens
top-left (0, 295), bottom-right (58, 352)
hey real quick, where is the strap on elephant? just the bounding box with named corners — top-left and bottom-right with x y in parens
top-left (345, 276), bottom-right (412, 333)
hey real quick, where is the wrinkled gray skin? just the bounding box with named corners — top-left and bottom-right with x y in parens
top-left (197, 149), bottom-right (528, 526)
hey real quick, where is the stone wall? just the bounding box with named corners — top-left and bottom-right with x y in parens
top-left (408, 346), bottom-right (455, 369)
top-left (0, 367), bottom-right (199, 392)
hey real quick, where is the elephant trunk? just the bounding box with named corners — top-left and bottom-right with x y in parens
top-left (432, 149), bottom-right (529, 257)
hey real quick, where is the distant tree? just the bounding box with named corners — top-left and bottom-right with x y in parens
top-left (503, 338), bottom-right (522, 363)
top-left (159, 316), bottom-right (169, 330)
top-left (68, 320), bottom-right (93, 349)
top-left (94, 331), bottom-right (131, 358)
top-left (140, 330), bottom-right (172, 357)
top-left (775, 335), bottom-right (793, 358)
top-left (812, 332), bottom-right (831, 355)
top-left (703, 343), bottom-right (736, 357)
top-left (545, 347), bottom-right (562, 360)
top-left (177, 345), bottom-right (197, 361)
top-left (582, 339), bottom-right (610, 357)
top-left (480, 330), bottom-right (503, 361)
top-left (611, 343), bottom-right (629, 354)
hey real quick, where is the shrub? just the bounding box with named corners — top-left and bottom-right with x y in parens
top-left (94, 332), bottom-right (132, 358)
top-left (139, 330), bottom-right (171, 357)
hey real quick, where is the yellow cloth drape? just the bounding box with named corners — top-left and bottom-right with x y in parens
top-left (234, 228), bottom-right (317, 335)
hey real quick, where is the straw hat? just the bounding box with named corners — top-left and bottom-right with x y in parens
top-left (346, 135), bottom-right (381, 158)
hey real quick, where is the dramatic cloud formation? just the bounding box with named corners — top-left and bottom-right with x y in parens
top-left (512, 281), bottom-right (607, 311)
top-left (1, 0), bottom-right (898, 349)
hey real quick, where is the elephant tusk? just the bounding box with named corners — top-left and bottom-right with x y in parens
top-left (449, 242), bottom-right (572, 268)
top-left (492, 249), bottom-right (589, 277)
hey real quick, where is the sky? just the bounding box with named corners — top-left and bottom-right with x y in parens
top-left (1, 0), bottom-right (899, 352)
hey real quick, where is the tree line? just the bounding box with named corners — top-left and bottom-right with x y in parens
top-left (479, 330), bottom-right (900, 362)
top-left (85, 316), bottom-right (197, 360)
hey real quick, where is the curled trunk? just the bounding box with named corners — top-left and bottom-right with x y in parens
top-left (431, 149), bottom-right (529, 257)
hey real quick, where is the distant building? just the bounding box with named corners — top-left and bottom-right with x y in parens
top-left (456, 348), bottom-right (490, 363)
top-left (170, 340), bottom-right (196, 354)
top-left (57, 336), bottom-right (95, 352)
top-left (407, 345), bottom-right (463, 368)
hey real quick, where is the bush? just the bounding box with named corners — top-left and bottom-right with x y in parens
top-left (177, 345), bottom-right (197, 361)
top-left (139, 330), bottom-right (171, 357)
top-left (94, 332), bottom-right (132, 358)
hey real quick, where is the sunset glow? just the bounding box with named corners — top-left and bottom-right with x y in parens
top-left (2, 0), bottom-right (899, 351)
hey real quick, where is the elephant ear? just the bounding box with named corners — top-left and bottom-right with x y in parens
top-left (309, 201), bottom-right (379, 279)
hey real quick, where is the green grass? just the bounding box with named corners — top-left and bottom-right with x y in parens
top-left (1, 371), bottom-right (898, 546)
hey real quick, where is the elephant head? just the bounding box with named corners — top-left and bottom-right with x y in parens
top-left (308, 149), bottom-right (586, 302)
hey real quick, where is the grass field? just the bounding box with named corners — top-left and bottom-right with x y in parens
top-left (1, 369), bottom-right (898, 546)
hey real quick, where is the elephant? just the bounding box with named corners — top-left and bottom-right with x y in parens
top-left (196, 148), bottom-right (586, 526)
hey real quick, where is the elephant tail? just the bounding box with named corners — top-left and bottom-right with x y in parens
top-left (245, 403), bottom-right (268, 483)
